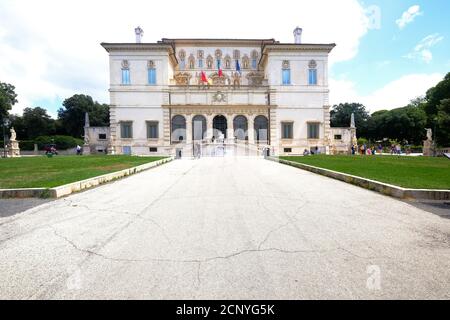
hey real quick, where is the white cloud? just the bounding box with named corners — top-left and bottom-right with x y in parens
top-left (396, 5), bottom-right (422, 29)
top-left (330, 73), bottom-right (444, 113)
top-left (403, 33), bottom-right (444, 64)
top-left (0, 0), bottom-right (370, 115)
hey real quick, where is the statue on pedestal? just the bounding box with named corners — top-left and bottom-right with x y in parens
top-left (10, 127), bottom-right (16, 141)
top-left (423, 128), bottom-right (433, 157)
top-left (83, 113), bottom-right (91, 155)
top-left (7, 127), bottom-right (20, 157)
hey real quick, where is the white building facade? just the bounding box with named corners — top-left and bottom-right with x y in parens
top-left (101, 28), bottom-right (354, 157)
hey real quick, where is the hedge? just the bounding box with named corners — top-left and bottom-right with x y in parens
top-left (18, 136), bottom-right (84, 151)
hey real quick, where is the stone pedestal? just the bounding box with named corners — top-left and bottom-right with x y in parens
top-left (423, 140), bottom-right (432, 157)
top-left (8, 140), bottom-right (20, 158)
top-left (107, 144), bottom-right (116, 155)
top-left (83, 144), bottom-right (91, 155)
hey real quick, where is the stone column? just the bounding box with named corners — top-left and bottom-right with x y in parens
top-left (206, 114), bottom-right (214, 142)
top-left (248, 115), bottom-right (255, 145)
top-left (186, 114), bottom-right (193, 145)
top-left (226, 114), bottom-right (234, 142)
top-left (163, 108), bottom-right (171, 146)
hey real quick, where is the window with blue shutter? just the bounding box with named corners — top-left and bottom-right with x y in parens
top-left (148, 68), bottom-right (156, 85)
top-left (122, 69), bottom-right (130, 85)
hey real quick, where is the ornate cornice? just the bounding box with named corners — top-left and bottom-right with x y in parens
top-left (101, 43), bottom-right (175, 52)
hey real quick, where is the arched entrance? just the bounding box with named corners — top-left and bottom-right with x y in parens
top-left (213, 115), bottom-right (227, 139)
top-left (254, 115), bottom-right (268, 143)
top-left (233, 115), bottom-right (248, 141)
top-left (192, 115), bottom-right (207, 141)
top-left (171, 115), bottom-right (186, 143)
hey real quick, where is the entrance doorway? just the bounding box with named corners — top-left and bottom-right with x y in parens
top-left (213, 115), bottom-right (227, 139)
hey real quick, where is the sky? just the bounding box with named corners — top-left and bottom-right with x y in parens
top-left (0, 0), bottom-right (449, 117)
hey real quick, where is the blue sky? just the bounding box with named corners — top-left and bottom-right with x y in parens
top-left (331, 0), bottom-right (448, 99)
top-left (0, 0), bottom-right (448, 116)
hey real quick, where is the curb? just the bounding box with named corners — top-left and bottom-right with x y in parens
top-left (267, 157), bottom-right (450, 201)
top-left (0, 157), bottom-right (174, 199)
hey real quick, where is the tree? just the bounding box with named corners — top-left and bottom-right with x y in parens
top-left (436, 99), bottom-right (450, 146)
top-left (330, 103), bottom-right (370, 137)
top-left (365, 104), bottom-right (427, 145)
top-left (58, 94), bottom-right (109, 138)
top-left (0, 82), bottom-right (18, 122)
top-left (21, 107), bottom-right (56, 139)
top-left (425, 73), bottom-right (450, 116)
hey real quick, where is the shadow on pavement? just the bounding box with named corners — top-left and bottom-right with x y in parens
top-left (0, 199), bottom-right (52, 218)
top-left (405, 200), bottom-right (450, 219)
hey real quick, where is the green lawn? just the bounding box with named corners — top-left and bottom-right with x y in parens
top-left (280, 155), bottom-right (450, 190)
top-left (0, 155), bottom-right (166, 189)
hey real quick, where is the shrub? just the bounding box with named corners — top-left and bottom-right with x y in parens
top-left (357, 138), bottom-right (368, 146)
top-left (34, 135), bottom-right (84, 150)
top-left (19, 140), bottom-right (36, 151)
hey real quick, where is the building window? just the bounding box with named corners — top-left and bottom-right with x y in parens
top-left (179, 60), bottom-right (185, 70)
top-left (251, 50), bottom-right (259, 69)
top-left (334, 134), bottom-right (342, 140)
top-left (148, 68), bottom-right (156, 85)
top-left (284, 148), bottom-right (292, 153)
top-left (147, 121), bottom-right (159, 139)
top-left (149, 147), bottom-right (158, 153)
top-left (308, 60), bottom-right (317, 85)
top-left (198, 59), bottom-right (203, 68)
top-left (307, 123), bottom-right (320, 139)
top-left (121, 69), bottom-right (130, 85)
top-left (282, 69), bottom-right (291, 85)
top-left (122, 146), bottom-right (132, 155)
top-left (98, 133), bottom-right (107, 140)
top-left (308, 69), bottom-right (317, 85)
top-left (282, 122), bottom-right (293, 139)
top-left (120, 122), bottom-right (133, 139)
top-left (121, 60), bottom-right (130, 85)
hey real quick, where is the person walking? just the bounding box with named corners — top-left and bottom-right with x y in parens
top-left (76, 145), bottom-right (82, 156)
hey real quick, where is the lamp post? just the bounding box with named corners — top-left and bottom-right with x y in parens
top-left (2, 118), bottom-right (10, 158)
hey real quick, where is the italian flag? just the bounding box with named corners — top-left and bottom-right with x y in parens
top-left (217, 60), bottom-right (223, 77)
top-left (201, 71), bottom-right (212, 85)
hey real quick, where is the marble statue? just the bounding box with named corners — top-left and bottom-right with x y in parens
top-left (425, 128), bottom-right (433, 141)
top-left (10, 127), bottom-right (16, 141)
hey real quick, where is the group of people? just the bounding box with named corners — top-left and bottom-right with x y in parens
top-left (350, 143), bottom-right (408, 156)
top-left (390, 144), bottom-right (403, 155)
top-left (351, 144), bottom-right (384, 156)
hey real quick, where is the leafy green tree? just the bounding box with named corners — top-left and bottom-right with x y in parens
top-left (365, 104), bottom-right (427, 145)
top-left (57, 94), bottom-right (109, 138)
top-left (436, 99), bottom-right (450, 146)
top-left (330, 103), bottom-right (370, 137)
top-left (22, 107), bottom-right (56, 139)
top-left (425, 73), bottom-right (450, 116)
top-left (0, 82), bottom-right (18, 122)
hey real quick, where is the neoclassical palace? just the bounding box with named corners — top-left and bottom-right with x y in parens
top-left (100, 27), bottom-right (355, 157)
